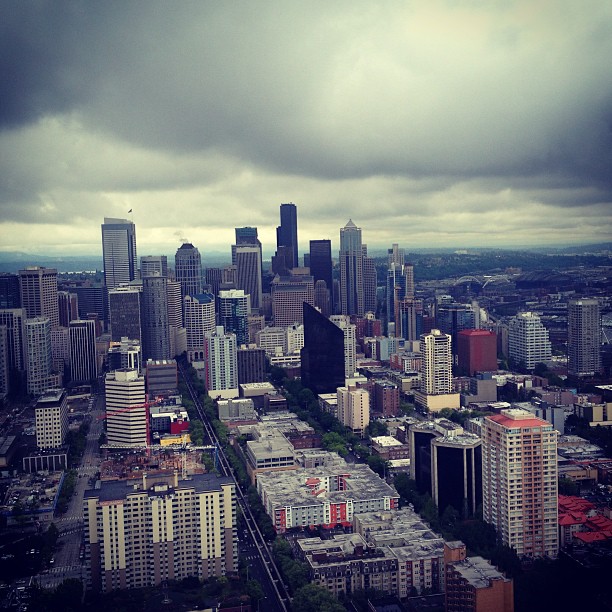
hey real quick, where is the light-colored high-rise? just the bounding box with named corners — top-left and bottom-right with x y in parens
top-left (482, 408), bottom-right (558, 559)
top-left (330, 315), bottom-right (357, 379)
top-left (105, 368), bottom-right (147, 447)
top-left (420, 329), bottom-right (453, 395)
top-left (25, 316), bottom-right (53, 395)
top-left (339, 220), bottom-right (364, 316)
top-left (35, 388), bottom-right (68, 449)
top-left (205, 326), bottom-right (238, 399)
top-left (337, 385), bottom-right (370, 435)
top-left (101, 217), bottom-right (138, 290)
top-left (184, 293), bottom-right (216, 353)
top-left (271, 274), bottom-right (314, 328)
top-left (508, 312), bottom-right (551, 370)
top-left (18, 267), bottom-right (59, 328)
top-left (83, 472), bottom-right (237, 592)
top-left (568, 298), bottom-right (601, 377)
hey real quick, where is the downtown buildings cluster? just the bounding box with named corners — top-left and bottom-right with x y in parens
top-left (0, 202), bottom-right (610, 610)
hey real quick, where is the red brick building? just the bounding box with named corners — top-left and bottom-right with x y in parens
top-left (457, 330), bottom-right (497, 376)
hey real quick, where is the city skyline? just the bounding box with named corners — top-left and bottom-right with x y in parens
top-left (1, 2), bottom-right (612, 256)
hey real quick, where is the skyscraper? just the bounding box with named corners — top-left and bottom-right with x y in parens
top-left (234, 245), bottom-right (262, 311)
top-left (271, 274), bottom-right (314, 327)
top-left (276, 203), bottom-right (298, 269)
top-left (339, 220), bottom-right (364, 316)
top-left (330, 314), bottom-right (357, 379)
top-left (205, 326), bottom-right (238, 399)
top-left (108, 286), bottom-right (143, 343)
top-left (175, 242), bottom-right (203, 298)
top-left (19, 266), bottom-right (59, 328)
top-left (69, 320), bottom-right (98, 384)
top-left (309, 239), bottom-right (333, 313)
top-left (457, 329), bottom-right (498, 376)
top-left (508, 312), bottom-right (551, 370)
top-left (218, 290), bottom-right (250, 346)
top-left (140, 255), bottom-right (168, 279)
top-left (0, 308), bottom-right (26, 373)
top-left (25, 316), bottom-right (53, 395)
top-left (362, 247), bottom-right (377, 314)
top-left (101, 217), bottom-right (138, 290)
top-left (105, 368), bottom-right (147, 447)
top-left (184, 293), bottom-right (216, 356)
top-left (420, 329), bottom-right (453, 395)
top-left (301, 302), bottom-right (345, 394)
top-left (0, 273), bottom-right (21, 309)
top-left (568, 298), bottom-right (601, 377)
top-left (57, 291), bottom-right (79, 327)
top-left (416, 329), bottom-right (460, 412)
top-left (482, 408), bottom-right (558, 559)
top-left (386, 262), bottom-right (415, 331)
top-left (141, 274), bottom-right (170, 361)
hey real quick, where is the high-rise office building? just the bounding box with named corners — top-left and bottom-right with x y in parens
top-left (363, 248), bottom-right (377, 314)
top-left (218, 290), bottom-right (250, 346)
top-left (140, 255), bottom-right (168, 279)
top-left (105, 368), bottom-right (147, 447)
top-left (84, 472), bottom-right (237, 591)
top-left (69, 320), bottom-right (98, 384)
top-left (309, 239), bottom-right (333, 312)
top-left (237, 346), bottom-right (267, 384)
top-left (19, 266), bottom-right (59, 328)
top-left (101, 217), bottom-right (138, 290)
top-left (184, 293), bottom-right (216, 353)
top-left (205, 326), bottom-right (238, 399)
top-left (436, 302), bottom-right (479, 354)
top-left (107, 338), bottom-right (142, 373)
top-left (57, 291), bottom-right (79, 327)
top-left (0, 308), bottom-right (25, 373)
top-left (205, 267), bottom-right (223, 297)
top-left (235, 226), bottom-right (260, 245)
top-left (141, 274), bottom-right (170, 361)
top-left (457, 329), bottom-right (498, 376)
top-left (482, 409), bottom-right (558, 559)
top-left (35, 388), bottom-right (68, 450)
top-left (234, 245), bottom-right (262, 311)
top-left (330, 314), bottom-right (357, 379)
top-left (276, 203), bottom-right (298, 270)
top-left (271, 274), bottom-right (314, 327)
top-left (74, 284), bottom-right (106, 324)
top-left (0, 273), bottom-right (21, 309)
top-left (314, 280), bottom-right (331, 317)
top-left (301, 302), bottom-right (345, 394)
top-left (25, 316), bottom-right (53, 395)
top-left (108, 286), bottom-right (142, 343)
top-left (388, 243), bottom-right (405, 267)
top-left (175, 242), bottom-right (203, 298)
top-left (339, 220), bottom-right (364, 316)
top-left (508, 312), bottom-right (551, 370)
top-left (386, 263), bottom-right (415, 332)
top-left (568, 298), bottom-right (601, 377)
top-left (0, 325), bottom-right (8, 398)
top-left (397, 297), bottom-right (423, 341)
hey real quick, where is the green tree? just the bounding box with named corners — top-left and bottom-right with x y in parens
top-left (366, 454), bottom-right (388, 478)
top-left (292, 584), bottom-right (345, 612)
top-left (558, 477), bottom-right (579, 496)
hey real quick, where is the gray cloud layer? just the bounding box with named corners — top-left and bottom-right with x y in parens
top-left (1, 1), bottom-right (611, 254)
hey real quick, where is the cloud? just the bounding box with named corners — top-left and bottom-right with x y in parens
top-left (1, 1), bottom-right (611, 255)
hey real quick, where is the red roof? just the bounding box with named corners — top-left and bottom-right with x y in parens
top-left (574, 531), bottom-right (612, 543)
top-left (487, 414), bottom-right (548, 428)
top-left (558, 495), bottom-right (595, 514)
top-left (559, 511), bottom-right (587, 526)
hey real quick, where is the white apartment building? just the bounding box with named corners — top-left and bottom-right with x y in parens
top-left (508, 312), bottom-right (552, 370)
top-left (105, 368), bottom-right (147, 447)
top-left (35, 388), bottom-right (68, 449)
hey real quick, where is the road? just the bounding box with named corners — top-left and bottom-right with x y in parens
top-left (178, 361), bottom-right (291, 612)
top-left (37, 392), bottom-right (105, 589)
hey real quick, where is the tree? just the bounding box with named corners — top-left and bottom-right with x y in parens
top-left (366, 454), bottom-right (388, 478)
top-left (291, 584), bottom-right (345, 612)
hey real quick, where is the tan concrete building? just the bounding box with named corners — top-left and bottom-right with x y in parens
top-left (34, 388), bottom-right (68, 450)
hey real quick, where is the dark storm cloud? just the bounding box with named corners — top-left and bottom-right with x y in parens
top-left (1, 1), bottom-right (611, 253)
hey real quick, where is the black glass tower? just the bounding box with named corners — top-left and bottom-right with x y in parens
top-left (276, 203), bottom-right (298, 269)
top-left (309, 239), bottom-right (333, 312)
top-left (300, 302), bottom-right (345, 394)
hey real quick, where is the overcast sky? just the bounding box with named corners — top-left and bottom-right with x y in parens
top-left (1, 1), bottom-right (611, 258)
